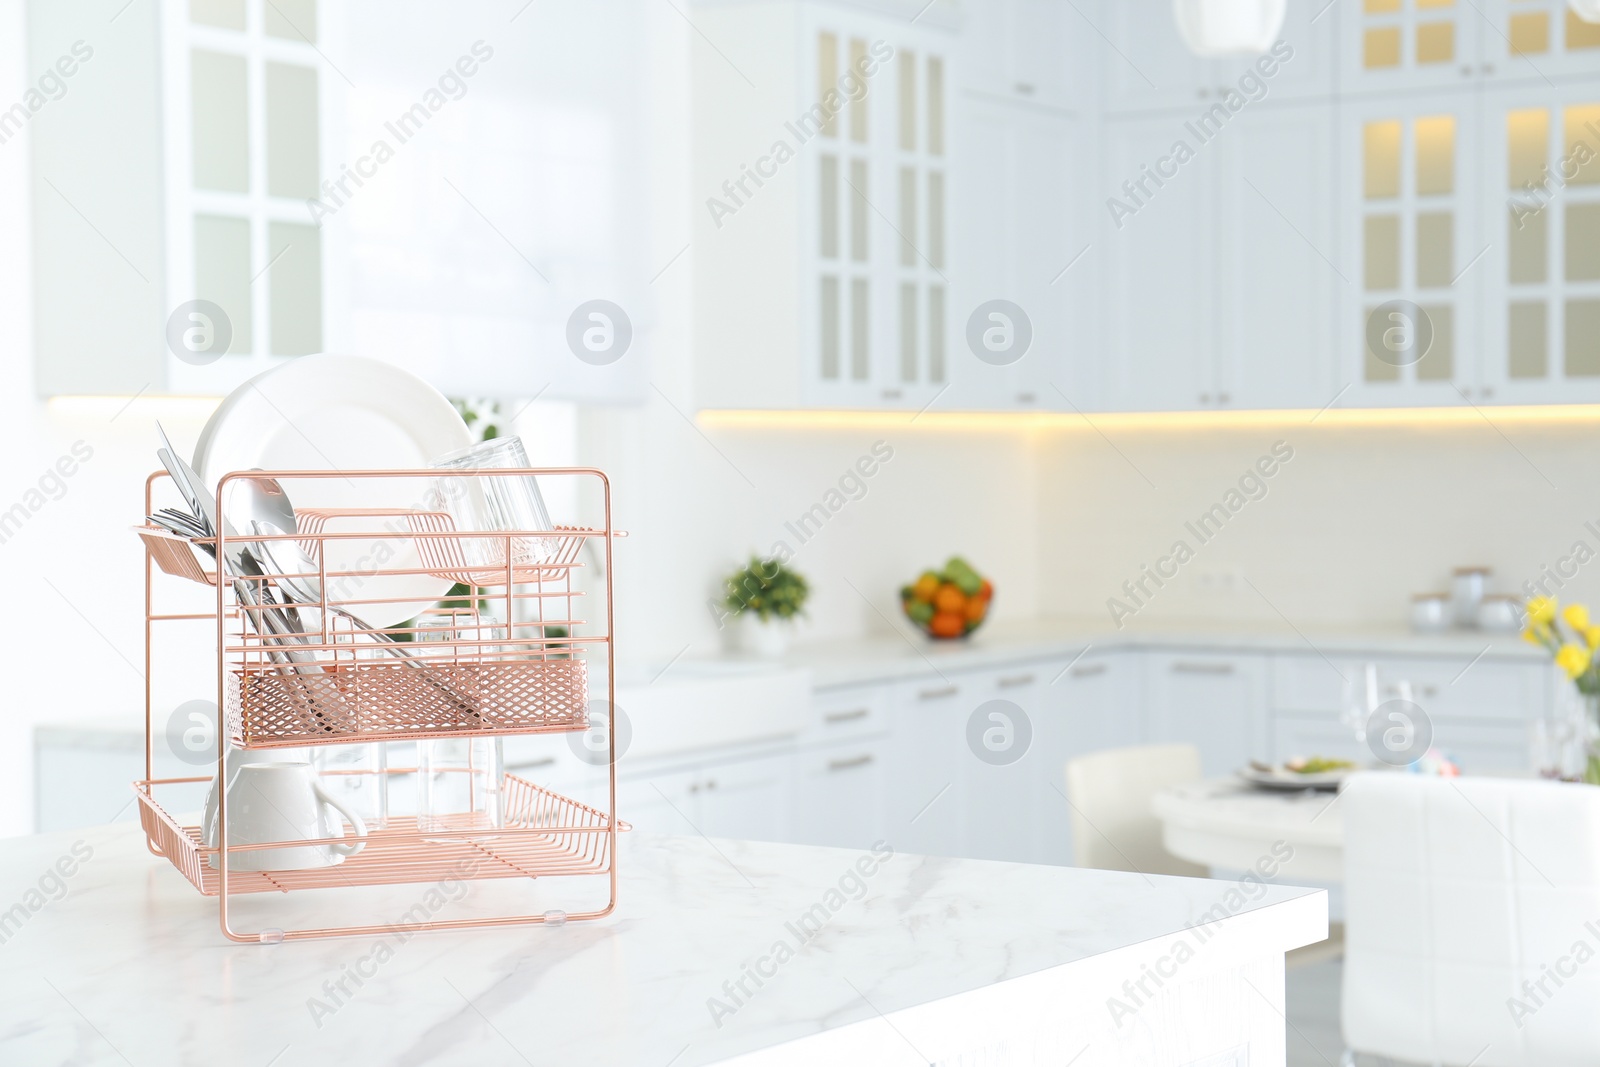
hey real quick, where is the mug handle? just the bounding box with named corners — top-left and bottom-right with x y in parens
top-left (312, 783), bottom-right (368, 857)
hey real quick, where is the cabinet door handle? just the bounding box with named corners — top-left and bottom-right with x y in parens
top-left (1217, 392), bottom-right (1231, 405)
top-left (824, 708), bottom-right (871, 724)
top-left (918, 685), bottom-right (959, 700)
top-left (1172, 661), bottom-right (1235, 675)
top-left (828, 754), bottom-right (875, 772)
top-left (1070, 663), bottom-right (1107, 678)
top-left (1420, 685), bottom-right (1438, 698)
top-left (505, 757), bottom-right (556, 770)
top-left (706, 778), bottom-right (717, 790)
top-left (998, 673), bottom-right (1036, 688)
top-left (1017, 392), bottom-right (1036, 405)
top-left (1014, 82), bottom-right (1036, 96)
top-left (689, 783), bottom-right (701, 794)
top-left (1199, 393), bottom-right (1211, 404)
top-left (882, 388), bottom-right (903, 400)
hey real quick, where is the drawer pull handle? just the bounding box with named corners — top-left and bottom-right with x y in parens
top-left (828, 754), bottom-right (875, 772)
top-left (1172, 662), bottom-right (1235, 675)
top-left (998, 674), bottom-right (1036, 688)
top-left (505, 757), bottom-right (556, 770)
top-left (824, 708), bottom-right (871, 724)
top-left (1070, 663), bottom-right (1107, 678)
top-left (918, 685), bottom-right (959, 700)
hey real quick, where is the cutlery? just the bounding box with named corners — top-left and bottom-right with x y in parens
top-left (238, 473), bottom-right (482, 719)
top-left (154, 429), bottom-right (349, 732)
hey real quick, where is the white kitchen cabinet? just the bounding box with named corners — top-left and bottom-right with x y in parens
top-left (960, 0), bottom-right (1091, 110)
top-left (950, 97), bottom-right (1088, 411)
top-left (1104, 100), bottom-right (1339, 412)
top-left (792, 736), bottom-right (889, 850)
top-left (1477, 0), bottom-right (1600, 83)
top-left (618, 748), bottom-right (794, 843)
top-left (1215, 103), bottom-right (1339, 410)
top-left (1338, 89), bottom-right (1484, 406)
top-left (960, 665), bottom-right (1045, 863)
top-left (1098, 0), bottom-right (1217, 114)
top-left (1031, 651), bottom-right (1143, 865)
top-left (1101, 113), bottom-right (1218, 410)
top-left (884, 672), bottom-right (973, 857)
top-left (1099, 0), bottom-right (1333, 115)
top-left (1337, 0), bottom-right (1484, 95)
top-left (1479, 82), bottom-right (1600, 404)
top-left (1144, 651), bottom-right (1268, 776)
top-left (690, 2), bottom-right (959, 412)
top-left (29, 0), bottom-right (335, 398)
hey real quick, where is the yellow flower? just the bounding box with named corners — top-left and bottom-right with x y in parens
top-left (1524, 625), bottom-right (1547, 645)
top-left (1566, 604), bottom-right (1591, 631)
top-left (1556, 643), bottom-right (1592, 680)
top-left (1587, 626), bottom-right (1600, 650)
top-left (1527, 596), bottom-right (1558, 626)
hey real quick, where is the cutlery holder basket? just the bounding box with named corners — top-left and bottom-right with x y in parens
top-left (135, 465), bottom-right (623, 944)
top-left (226, 658), bottom-right (590, 747)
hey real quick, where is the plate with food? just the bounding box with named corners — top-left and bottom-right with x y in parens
top-left (1238, 757), bottom-right (1357, 792)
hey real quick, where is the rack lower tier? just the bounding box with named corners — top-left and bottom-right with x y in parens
top-left (135, 775), bottom-right (619, 896)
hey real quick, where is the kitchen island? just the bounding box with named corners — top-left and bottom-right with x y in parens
top-left (0, 823), bottom-right (1324, 1066)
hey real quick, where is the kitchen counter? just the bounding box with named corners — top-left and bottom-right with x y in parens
top-left (773, 616), bottom-right (1542, 689)
top-left (0, 824), bottom-right (1325, 1066)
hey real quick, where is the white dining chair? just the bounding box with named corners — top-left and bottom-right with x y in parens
top-left (1341, 773), bottom-right (1600, 1067)
top-left (1063, 743), bottom-right (1208, 877)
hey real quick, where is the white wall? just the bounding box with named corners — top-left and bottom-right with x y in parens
top-left (1037, 419), bottom-right (1600, 631)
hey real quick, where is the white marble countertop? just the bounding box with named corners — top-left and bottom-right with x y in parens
top-left (770, 616), bottom-right (1540, 689)
top-left (0, 824), bottom-right (1325, 1065)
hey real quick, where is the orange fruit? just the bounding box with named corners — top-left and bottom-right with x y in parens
top-left (934, 584), bottom-right (966, 614)
top-left (930, 611), bottom-right (964, 638)
top-left (912, 574), bottom-right (941, 602)
top-left (978, 578), bottom-right (993, 600)
top-left (964, 596), bottom-right (987, 623)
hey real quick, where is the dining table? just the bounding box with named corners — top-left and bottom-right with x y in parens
top-left (1151, 778), bottom-right (1347, 883)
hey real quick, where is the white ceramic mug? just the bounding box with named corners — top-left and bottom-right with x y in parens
top-left (204, 760), bottom-right (367, 871)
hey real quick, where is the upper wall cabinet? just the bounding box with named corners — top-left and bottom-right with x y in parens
top-left (30, 0), bottom-right (334, 397)
top-left (690, 1), bottom-right (960, 411)
top-left (1479, 84), bottom-right (1600, 403)
top-left (1342, 0), bottom-right (1600, 91)
top-left (960, 0), bottom-right (1092, 110)
top-left (1100, 102), bottom-right (1337, 412)
top-left (1098, 0), bottom-right (1334, 115)
top-left (1338, 91), bottom-right (1483, 405)
top-left (1478, 0), bottom-right (1600, 82)
top-left (1339, 0), bottom-right (1485, 93)
top-left (949, 98), bottom-right (1089, 411)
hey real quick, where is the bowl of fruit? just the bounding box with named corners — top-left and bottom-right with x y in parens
top-left (901, 557), bottom-right (992, 640)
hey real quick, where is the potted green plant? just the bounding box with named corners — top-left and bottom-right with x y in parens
top-left (721, 556), bottom-right (809, 657)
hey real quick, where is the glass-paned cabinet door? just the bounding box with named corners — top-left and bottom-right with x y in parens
top-left (803, 26), bottom-right (881, 407)
top-left (1481, 86), bottom-right (1600, 402)
top-left (800, 14), bottom-right (953, 410)
top-left (1479, 0), bottom-right (1600, 81)
top-left (1340, 0), bottom-right (1483, 94)
top-left (166, 0), bottom-right (328, 391)
top-left (1339, 94), bottom-right (1482, 404)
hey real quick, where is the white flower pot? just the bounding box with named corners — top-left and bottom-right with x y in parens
top-left (1572, 0), bottom-right (1600, 24)
top-left (740, 619), bottom-right (793, 659)
top-left (1173, 0), bottom-right (1286, 56)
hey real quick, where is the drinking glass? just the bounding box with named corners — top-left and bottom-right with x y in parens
top-left (311, 742), bottom-right (389, 831)
top-left (418, 736), bottom-right (505, 841)
top-left (430, 436), bottom-right (557, 570)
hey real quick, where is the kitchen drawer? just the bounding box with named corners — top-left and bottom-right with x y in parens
top-left (1272, 654), bottom-right (1547, 722)
top-left (803, 685), bottom-right (891, 746)
top-left (792, 737), bottom-right (890, 851)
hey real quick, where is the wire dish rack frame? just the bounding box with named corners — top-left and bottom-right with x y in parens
top-left (134, 466), bottom-right (625, 943)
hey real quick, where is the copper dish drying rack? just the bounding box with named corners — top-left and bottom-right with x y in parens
top-left (135, 467), bottom-right (624, 943)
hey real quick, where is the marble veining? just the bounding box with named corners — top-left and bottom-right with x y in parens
top-left (0, 824), bottom-right (1324, 1066)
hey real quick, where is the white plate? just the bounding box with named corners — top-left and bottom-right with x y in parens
top-left (194, 355), bottom-right (472, 627)
top-left (1237, 765), bottom-right (1354, 792)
